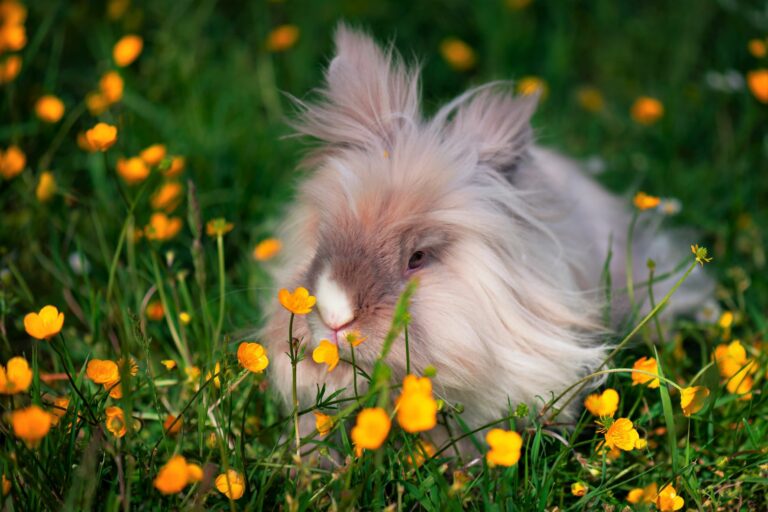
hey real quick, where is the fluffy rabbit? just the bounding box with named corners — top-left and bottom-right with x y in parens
top-left (260, 25), bottom-right (712, 435)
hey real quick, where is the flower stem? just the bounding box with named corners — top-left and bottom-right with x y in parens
top-left (213, 233), bottom-right (226, 354)
top-left (625, 210), bottom-right (639, 310)
top-left (53, 335), bottom-right (99, 425)
top-left (350, 344), bottom-right (359, 398)
top-left (288, 313), bottom-right (301, 460)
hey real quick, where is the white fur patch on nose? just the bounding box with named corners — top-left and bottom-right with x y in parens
top-left (316, 267), bottom-right (354, 330)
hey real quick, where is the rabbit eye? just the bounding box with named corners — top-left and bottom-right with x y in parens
top-left (407, 250), bottom-right (426, 270)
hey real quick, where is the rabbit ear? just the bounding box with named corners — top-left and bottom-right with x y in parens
top-left (444, 87), bottom-right (538, 173)
top-left (292, 24), bottom-right (420, 150)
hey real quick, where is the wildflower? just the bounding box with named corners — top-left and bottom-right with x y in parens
top-left (278, 287), bottom-right (316, 315)
top-left (0, 145), bottom-right (25, 179)
top-left (396, 375), bottom-right (438, 433)
top-left (747, 69), bottom-right (768, 103)
top-left (205, 362), bottom-right (221, 389)
top-left (85, 91), bottom-right (108, 115)
top-left (151, 182), bottom-right (183, 212)
top-left (0, 356), bottom-right (32, 394)
top-left (35, 171), bottom-right (56, 202)
top-left (186, 463), bottom-right (203, 483)
top-left (11, 405), bottom-right (52, 446)
top-left (346, 330), bottom-right (367, 347)
top-left (656, 484), bottom-right (684, 511)
top-left (630, 96), bottom-right (664, 125)
top-left (0, 24), bottom-right (25, 51)
top-left (154, 455), bottom-right (196, 494)
top-left (253, 238), bottom-right (282, 261)
top-left (576, 86), bottom-right (605, 112)
top-left (314, 411), bottom-right (333, 436)
top-left (146, 301), bottom-right (164, 321)
top-left (680, 386), bottom-right (709, 416)
top-left (749, 39), bottom-right (767, 58)
top-left (600, 417), bottom-right (640, 451)
top-left (583, 388), bottom-right (619, 417)
top-left (485, 428), bottom-right (523, 467)
top-left (627, 482), bottom-right (658, 504)
top-left (166, 156), bottom-right (185, 177)
top-left (140, 144), bottom-right (167, 166)
top-left (97, 71), bottom-right (123, 104)
top-left (714, 340), bottom-right (752, 378)
top-left (179, 312), bottom-right (191, 325)
top-left (406, 439), bottom-right (436, 467)
top-left (34, 95), bottom-right (65, 123)
top-left (86, 359), bottom-right (119, 384)
top-left (719, 311), bottom-right (734, 330)
top-left (351, 407), bottom-right (391, 455)
top-left (726, 369), bottom-right (754, 400)
top-left (2, 473), bottom-right (10, 495)
top-left (690, 244), bottom-right (713, 266)
top-left (237, 342), bottom-right (269, 373)
top-left (571, 482), bottom-right (587, 497)
top-left (631, 356), bottom-right (660, 388)
top-left (144, 212), bottom-right (182, 241)
top-left (634, 437), bottom-right (648, 449)
top-left (85, 122), bottom-right (118, 151)
top-left (116, 157), bottom-right (150, 184)
top-left (0, 55), bottom-right (22, 84)
top-left (105, 406), bottom-right (127, 438)
top-left (312, 340), bottom-right (339, 372)
top-left (657, 197), bottom-right (682, 216)
top-left (161, 359), bottom-right (176, 370)
top-left (49, 396), bottom-right (69, 425)
top-left (206, 218), bottom-right (233, 237)
top-left (215, 470), bottom-right (245, 500)
top-left (113, 34), bottom-right (143, 67)
top-left (440, 38), bottom-right (476, 71)
top-left (24, 305), bottom-right (65, 340)
top-left (633, 191), bottom-right (661, 210)
top-left (185, 366), bottom-right (201, 384)
top-left (517, 76), bottom-right (548, 98)
top-left (266, 24), bottom-right (299, 52)
top-left (163, 414), bottom-right (182, 435)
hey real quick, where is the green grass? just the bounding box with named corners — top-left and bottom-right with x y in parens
top-left (1, 0), bottom-right (767, 510)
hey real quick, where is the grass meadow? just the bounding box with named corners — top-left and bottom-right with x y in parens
top-left (1, 0), bottom-right (767, 510)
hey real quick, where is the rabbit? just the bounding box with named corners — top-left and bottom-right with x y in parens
top-left (259, 25), bottom-right (713, 442)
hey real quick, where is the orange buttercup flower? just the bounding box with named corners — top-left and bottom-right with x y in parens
top-left (406, 439), bottom-right (436, 468)
top-left (656, 484), bottom-right (685, 511)
top-left (312, 340), bottom-right (339, 373)
top-left (85, 91), bottom-right (109, 116)
top-left (49, 396), bottom-right (69, 425)
top-left (154, 455), bottom-right (199, 494)
top-left (0, 24), bottom-right (25, 51)
top-left (105, 406), bottom-right (127, 438)
top-left (165, 156), bottom-right (185, 177)
top-left (116, 157), bottom-right (150, 185)
top-left (633, 191), bottom-right (661, 210)
top-left (631, 96), bottom-right (664, 125)
top-left (517, 76), bottom-right (548, 99)
top-left (34, 95), bottom-right (65, 123)
top-left (0, 55), bottom-right (22, 84)
top-left (215, 470), bottom-right (245, 500)
top-left (0, 356), bottom-right (33, 394)
top-left (278, 287), bottom-right (316, 315)
top-left (440, 38), bottom-right (476, 71)
top-left (24, 305), bottom-right (64, 340)
top-left (576, 86), bottom-right (605, 112)
top-left (205, 218), bottom-right (234, 237)
top-left (11, 405), bottom-right (53, 446)
top-left (747, 69), bottom-right (768, 103)
top-left (631, 356), bottom-right (660, 388)
top-left (396, 375), bottom-right (437, 433)
top-left (571, 482), bottom-right (588, 497)
top-left (583, 388), bottom-right (619, 417)
top-left (351, 407), bottom-right (391, 456)
top-left (99, 71), bottom-right (124, 104)
top-left (600, 417), bottom-right (640, 451)
top-left (485, 428), bottom-right (523, 467)
top-left (0, 1), bottom-right (29, 25)
top-left (237, 342), bottom-right (269, 373)
top-left (627, 482), bottom-right (658, 504)
top-left (1, 473), bottom-right (8, 496)
top-left (163, 414), bottom-right (182, 435)
top-left (252, 238), bottom-right (282, 261)
top-left (266, 24), bottom-right (299, 52)
top-left (113, 34), bottom-right (143, 67)
top-left (144, 212), bottom-right (183, 241)
top-left (345, 330), bottom-right (367, 347)
top-left (314, 411), bottom-right (333, 436)
top-left (86, 359), bottom-right (120, 384)
top-left (726, 369), bottom-right (754, 400)
top-left (186, 463), bottom-right (203, 483)
top-left (140, 144), bottom-right (167, 166)
top-left (0, 145), bottom-right (26, 179)
top-left (680, 386), bottom-right (709, 416)
top-left (748, 39), bottom-right (767, 58)
top-left (36, 171), bottom-right (56, 202)
top-left (161, 359), bottom-right (176, 370)
top-left (151, 182), bottom-right (183, 212)
top-left (85, 123), bottom-right (118, 151)
top-left (146, 301), bottom-right (164, 321)
top-left (714, 340), bottom-right (754, 378)
top-left (205, 362), bottom-right (221, 389)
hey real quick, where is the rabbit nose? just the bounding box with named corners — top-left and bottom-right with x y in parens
top-left (315, 267), bottom-right (356, 331)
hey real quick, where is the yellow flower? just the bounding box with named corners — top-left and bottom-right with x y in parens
top-left (34, 95), bottom-right (65, 123)
top-left (633, 191), bottom-right (661, 210)
top-left (680, 386), bottom-right (709, 416)
top-left (314, 411), bottom-right (333, 436)
top-left (98, 71), bottom-right (123, 104)
top-left (146, 301), bottom-right (164, 321)
top-left (571, 482), bottom-right (587, 497)
top-left (85, 91), bottom-right (109, 115)
top-left (440, 37), bottom-right (476, 71)
top-left (726, 368), bottom-right (754, 400)
top-left (24, 305), bottom-right (65, 340)
top-left (0, 55), bottom-right (22, 84)
top-left (35, 171), bottom-right (56, 202)
top-left (656, 484), bottom-right (684, 511)
top-left (351, 408), bottom-right (391, 455)
top-left (215, 470), bottom-right (245, 500)
top-left (748, 39), bottom-right (767, 58)
top-left (714, 340), bottom-right (752, 378)
top-left (11, 405), bottom-right (53, 446)
top-left (396, 375), bottom-right (438, 433)
top-left (576, 86), bottom-right (605, 112)
top-left (0, 356), bottom-right (33, 394)
top-left (140, 144), bottom-right (167, 166)
top-left (406, 439), bottom-right (436, 467)
top-left (179, 312), bottom-right (191, 325)
top-left (186, 463), bottom-right (203, 483)
top-left (266, 24), bottom-right (299, 52)
top-left (86, 359), bottom-right (120, 384)
top-left (278, 287), bottom-right (316, 315)
top-left (630, 96), bottom-right (664, 125)
top-left (631, 356), bottom-right (660, 388)
top-left (161, 359), bottom-right (176, 370)
top-left (166, 156), bottom-right (185, 177)
top-left (600, 417), bottom-right (640, 451)
top-left (85, 123), bottom-right (118, 151)
top-left (2, 473), bottom-right (10, 496)
top-left (516, 76), bottom-right (548, 98)
top-left (145, 212), bottom-right (183, 241)
top-left (719, 310), bottom-right (734, 330)
top-left (113, 34), bottom-right (143, 67)
top-left (105, 406), bottom-right (127, 438)
top-left (205, 218), bottom-right (234, 237)
top-left (163, 414), bottom-right (183, 435)
top-left (312, 340), bottom-right (339, 373)
top-left (747, 69), bottom-right (768, 103)
top-left (690, 244), bottom-right (713, 266)
top-left (485, 428), bottom-right (523, 467)
top-left (154, 455), bottom-right (193, 494)
top-left (0, 145), bottom-right (26, 179)
top-left (116, 157), bottom-right (150, 185)
top-left (345, 330), bottom-right (367, 347)
top-left (205, 362), bottom-right (222, 389)
top-left (151, 182), bottom-right (183, 212)
top-left (253, 238), bottom-right (282, 261)
top-left (0, 24), bottom-right (25, 51)
top-left (49, 396), bottom-right (69, 425)
top-left (634, 437), bottom-right (648, 449)
top-left (627, 482), bottom-right (658, 504)
top-left (583, 388), bottom-right (619, 417)
top-left (237, 342), bottom-right (269, 373)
